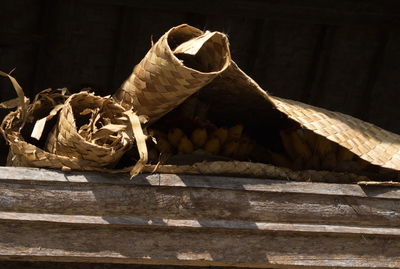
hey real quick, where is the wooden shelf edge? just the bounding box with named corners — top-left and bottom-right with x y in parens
top-left (0, 166), bottom-right (399, 268)
top-left (1, 211), bottom-right (400, 236)
top-left (1, 166), bottom-right (399, 199)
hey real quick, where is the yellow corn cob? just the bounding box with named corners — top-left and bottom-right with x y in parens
top-left (222, 139), bottom-right (240, 157)
top-left (204, 137), bottom-right (221, 155)
top-left (228, 124), bottom-right (244, 140)
top-left (191, 128), bottom-right (207, 148)
top-left (211, 127), bottom-right (228, 145)
top-left (168, 128), bottom-right (184, 147)
top-left (178, 136), bottom-right (194, 154)
top-left (280, 130), bottom-right (312, 161)
top-left (290, 130), bottom-right (313, 160)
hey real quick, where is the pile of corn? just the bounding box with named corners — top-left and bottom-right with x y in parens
top-left (267, 127), bottom-right (370, 172)
top-left (148, 124), bottom-right (254, 161)
top-left (144, 95), bottom-right (371, 174)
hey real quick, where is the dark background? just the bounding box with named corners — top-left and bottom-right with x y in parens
top-left (2, 1), bottom-right (400, 130)
top-left (2, 0), bottom-right (400, 167)
top-left (1, 1), bottom-right (400, 268)
top-left (1, 0), bottom-right (400, 131)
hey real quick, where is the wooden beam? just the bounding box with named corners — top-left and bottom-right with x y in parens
top-left (2, 166), bottom-right (400, 199)
top-left (83, 0), bottom-right (400, 26)
top-left (0, 167), bottom-right (399, 268)
top-left (0, 33), bottom-right (42, 47)
top-left (1, 221), bottom-right (400, 268)
top-left (1, 211), bottom-right (400, 236)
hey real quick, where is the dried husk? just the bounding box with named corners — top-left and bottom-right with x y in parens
top-left (3, 23), bottom-right (400, 183)
top-left (146, 62), bottom-right (400, 181)
top-left (1, 72), bottom-right (147, 176)
top-left (46, 91), bottom-right (134, 167)
top-left (115, 25), bottom-right (400, 181)
top-left (113, 24), bottom-right (231, 123)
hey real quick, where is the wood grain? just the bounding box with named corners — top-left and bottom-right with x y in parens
top-left (0, 167), bottom-right (399, 228)
top-left (368, 28), bottom-right (400, 134)
top-left (308, 25), bottom-right (381, 118)
top-left (252, 22), bottom-right (323, 101)
top-left (0, 221), bottom-right (400, 268)
top-left (1, 211), bottom-right (400, 236)
top-left (85, 0), bottom-right (400, 26)
top-left (0, 167), bottom-right (399, 268)
top-left (0, 261), bottom-right (263, 269)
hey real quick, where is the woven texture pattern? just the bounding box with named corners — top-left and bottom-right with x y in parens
top-left (217, 64), bottom-right (400, 172)
top-left (269, 96), bottom-right (400, 170)
top-left (2, 24), bottom-right (400, 179)
top-left (113, 24), bottom-right (400, 174)
top-left (2, 89), bottom-right (107, 171)
top-left (46, 91), bottom-right (133, 167)
top-left (1, 85), bottom-right (144, 173)
top-left (143, 161), bottom-right (368, 183)
top-left (114, 24), bottom-right (231, 122)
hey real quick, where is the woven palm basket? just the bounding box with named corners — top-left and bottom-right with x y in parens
top-left (0, 72), bottom-right (146, 175)
top-left (1, 87), bottom-right (99, 171)
top-left (45, 91), bottom-right (136, 167)
top-left (114, 24), bottom-right (231, 123)
top-left (142, 62), bottom-right (400, 182)
top-left (116, 25), bottom-right (400, 182)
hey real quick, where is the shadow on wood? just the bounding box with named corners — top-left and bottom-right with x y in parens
top-left (0, 167), bottom-right (399, 268)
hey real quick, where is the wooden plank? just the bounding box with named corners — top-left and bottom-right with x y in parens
top-left (1, 211), bottom-right (400, 236)
top-left (31, 0), bottom-right (78, 90)
top-left (1, 180), bottom-right (399, 227)
top-left (83, 0), bottom-right (400, 26)
top-left (0, 0), bottom-right (41, 94)
top-left (0, 167), bottom-right (400, 227)
top-left (129, 10), bottom-right (187, 69)
top-left (110, 8), bottom-right (187, 90)
top-left (1, 166), bottom-right (400, 199)
top-left (203, 15), bottom-right (260, 73)
top-left (0, 221), bottom-right (400, 268)
top-left (0, 167), bottom-right (399, 267)
top-left (0, 1), bottom-right (42, 166)
top-left (354, 27), bottom-right (389, 121)
top-left (252, 21), bottom-right (323, 100)
top-left (109, 6), bottom-right (138, 90)
top-left (32, 0), bottom-right (120, 95)
top-left (367, 28), bottom-right (400, 134)
top-left (307, 25), bottom-right (382, 118)
top-left (0, 261), bottom-right (261, 269)
top-left (0, 33), bottom-right (42, 46)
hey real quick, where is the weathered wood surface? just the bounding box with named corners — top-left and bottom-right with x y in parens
top-left (0, 262), bottom-right (264, 269)
top-left (87, 0), bottom-right (400, 26)
top-left (0, 167), bottom-right (400, 268)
